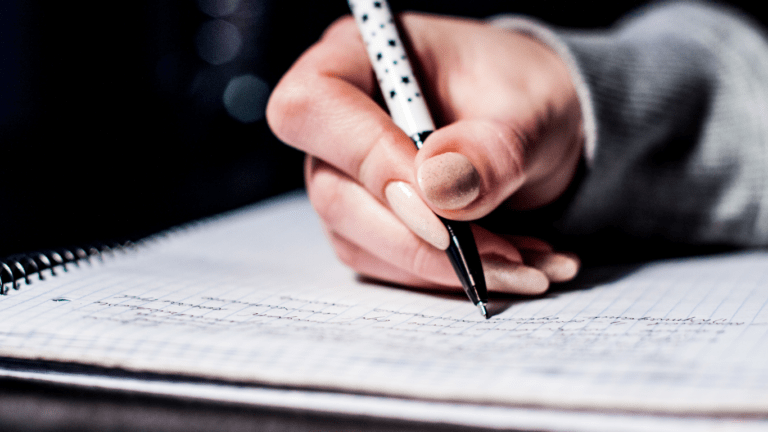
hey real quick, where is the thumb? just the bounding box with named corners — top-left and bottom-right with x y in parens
top-left (414, 119), bottom-right (529, 221)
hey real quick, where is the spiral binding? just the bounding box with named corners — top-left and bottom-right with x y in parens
top-left (0, 241), bottom-right (135, 295)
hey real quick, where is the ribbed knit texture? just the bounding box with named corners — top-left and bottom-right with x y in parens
top-left (494, 2), bottom-right (768, 257)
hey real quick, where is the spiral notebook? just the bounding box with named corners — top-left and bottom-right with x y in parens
top-left (1, 191), bottom-right (767, 431)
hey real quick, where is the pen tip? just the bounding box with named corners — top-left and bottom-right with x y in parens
top-left (477, 302), bottom-right (488, 319)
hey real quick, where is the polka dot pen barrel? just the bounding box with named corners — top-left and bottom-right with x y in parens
top-left (348, 0), bottom-right (489, 318)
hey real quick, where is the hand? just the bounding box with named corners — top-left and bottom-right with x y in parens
top-left (267, 13), bottom-right (583, 294)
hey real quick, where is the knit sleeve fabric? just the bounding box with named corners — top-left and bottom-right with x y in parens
top-left (490, 2), bottom-right (768, 258)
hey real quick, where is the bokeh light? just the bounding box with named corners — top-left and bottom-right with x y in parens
top-left (223, 74), bottom-right (269, 123)
top-left (197, 0), bottom-right (241, 17)
top-left (195, 19), bottom-right (242, 65)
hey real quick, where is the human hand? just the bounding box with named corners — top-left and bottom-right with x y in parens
top-left (267, 13), bottom-right (583, 294)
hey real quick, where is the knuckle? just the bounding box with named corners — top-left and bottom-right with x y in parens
top-left (496, 122), bottom-right (527, 181)
top-left (306, 167), bottom-right (349, 232)
top-left (407, 241), bottom-right (435, 281)
top-left (322, 16), bottom-right (358, 42)
top-left (333, 238), bottom-right (361, 271)
top-left (266, 76), bottom-right (314, 145)
top-left (356, 129), bottom-right (398, 191)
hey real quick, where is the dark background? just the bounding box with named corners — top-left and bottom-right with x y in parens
top-left (0, 3), bottom-right (765, 430)
top-left (0, 0), bottom-right (761, 257)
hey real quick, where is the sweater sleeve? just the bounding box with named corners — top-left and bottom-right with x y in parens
top-left (490, 2), bottom-right (768, 259)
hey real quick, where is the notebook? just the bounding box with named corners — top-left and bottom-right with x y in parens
top-left (1, 191), bottom-right (767, 431)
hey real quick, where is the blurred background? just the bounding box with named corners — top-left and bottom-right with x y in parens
top-left (0, 0), bottom-right (759, 257)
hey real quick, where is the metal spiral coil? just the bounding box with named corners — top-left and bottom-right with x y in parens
top-left (0, 241), bottom-right (134, 295)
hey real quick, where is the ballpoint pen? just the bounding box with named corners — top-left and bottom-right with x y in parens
top-left (347, 0), bottom-right (489, 318)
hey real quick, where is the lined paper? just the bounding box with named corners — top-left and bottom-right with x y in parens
top-left (1, 192), bottom-right (768, 414)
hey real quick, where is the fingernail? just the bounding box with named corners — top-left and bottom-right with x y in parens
top-left (417, 152), bottom-right (480, 210)
top-left (529, 252), bottom-right (580, 282)
top-left (385, 181), bottom-right (450, 250)
top-left (482, 256), bottom-right (549, 295)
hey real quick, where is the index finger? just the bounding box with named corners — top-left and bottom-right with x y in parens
top-left (266, 15), bottom-right (417, 201)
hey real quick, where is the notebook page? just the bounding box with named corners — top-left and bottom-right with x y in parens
top-left (1, 192), bottom-right (767, 414)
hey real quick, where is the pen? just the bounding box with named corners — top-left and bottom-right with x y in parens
top-left (347, 0), bottom-right (489, 318)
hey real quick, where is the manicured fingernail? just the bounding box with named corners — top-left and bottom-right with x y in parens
top-left (417, 152), bottom-right (480, 210)
top-left (529, 252), bottom-right (580, 282)
top-left (385, 181), bottom-right (450, 250)
top-left (482, 256), bottom-right (549, 295)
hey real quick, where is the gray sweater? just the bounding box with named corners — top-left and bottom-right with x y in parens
top-left (492, 2), bottom-right (768, 262)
